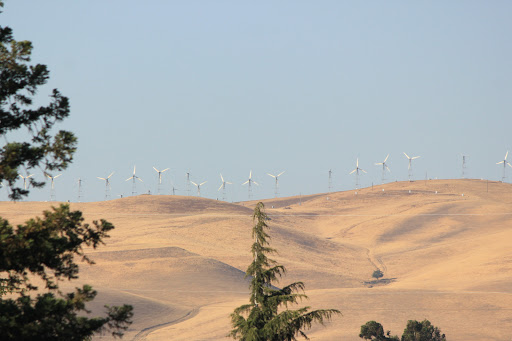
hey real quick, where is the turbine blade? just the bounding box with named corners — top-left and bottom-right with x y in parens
top-left (249, 170), bottom-right (252, 178)
top-left (153, 166), bottom-right (159, 172)
top-left (386, 165), bottom-right (391, 172)
top-left (126, 177), bottom-right (133, 181)
top-left (497, 161), bottom-right (505, 164)
top-left (200, 181), bottom-right (207, 186)
top-left (508, 163), bottom-right (512, 168)
top-left (108, 172), bottom-right (115, 178)
top-left (403, 152), bottom-right (410, 159)
top-left (375, 162), bottom-right (383, 166)
top-left (220, 174), bottom-right (224, 182)
top-left (137, 177), bottom-right (143, 182)
top-left (98, 177), bottom-right (106, 180)
top-left (506, 151), bottom-right (509, 160)
top-left (267, 173), bottom-right (276, 178)
top-left (18, 174), bottom-right (23, 179)
top-left (253, 181), bottom-right (259, 186)
top-left (55, 174), bottom-right (62, 179)
top-left (356, 158), bottom-right (359, 167)
top-left (361, 169), bottom-right (367, 173)
top-left (242, 180), bottom-right (249, 185)
top-left (384, 154), bottom-right (389, 162)
top-left (226, 181), bottom-right (232, 184)
top-left (162, 168), bottom-right (169, 172)
top-left (218, 184), bottom-right (223, 191)
top-left (349, 169), bottom-right (356, 175)
top-left (190, 181), bottom-right (198, 186)
top-left (278, 171), bottom-right (285, 177)
top-left (412, 156), bottom-right (420, 160)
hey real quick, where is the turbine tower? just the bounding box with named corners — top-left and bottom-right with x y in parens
top-left (218, 174), bottom-right (232, 201)
top-left (186, 171), bottom-right (191, 196)
top-left (349, 158), bottom-right (366, 189)
top-left (153, 167), bottom-right (169, 195)
top-left (19, 173), bottom-right (34, 190)
top-left (191, 180), bottom-right (207, 197)
top-left (267, 171), bottom-right (285, 198)
top-left (77, 177), bottom-right (83, 202)
top-left (170, 181), bottom-right (178, 195)
top-left (461, 154), bottom-right (469, 179)
top-left (496, 151), bottom-right (512, 182)
top-left (375, 154), bottom-right (391, 184)
top-left (242, 170), bottom-right (259, 200)
top-left (328, 169), bottom-right (333, 193)
top-left (45, 173), bottom-right (62, 201)
top-left (403, 152), bottom-right (420, 181)
top-left (126, 166), bottom-right (143, 196)
top-left (97, 172), bottom-right (114, 200)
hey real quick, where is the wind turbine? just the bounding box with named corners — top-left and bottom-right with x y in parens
top-left (126, 166), bottom-right (143, 196)
top-left (97, 172), bottom-right (114, 200)
top-left (77, 178), bottom-right (83, 202)
top-left (153, 167), bottom-right (169, 195)
top-left (267, 171), bottom-right (285, 198)
top-left (45, 173), bottom-right (62, 201)
top-left (191, 180), bottom-right (207, 197)
top-left (19, 173), bottom-right (34, 190)
top-left (375, 154), bottom-right (391, 184)
top-left (170, 181), bottom-right (179, 195)
top-left (496, 151), bottom-right (512, 182)
top-left (186, 170), bottom-right (191, 196)
top-left (461, 154), bottom-right (469, 179)
top-left (218, 174), bottom-right (232, 201)
top-left (328, 169), bottom-right (333, 193)
top-left (349, 158), bottom-right (366, 189)
top-left (242, 170), bottom-right (259, 199)
top-left (403, 152), bottom-right (420, 181)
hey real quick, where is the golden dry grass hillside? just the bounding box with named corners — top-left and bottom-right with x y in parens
top-left (1, 179), bottom-right (511, 340)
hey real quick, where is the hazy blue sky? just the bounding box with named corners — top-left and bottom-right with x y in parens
top-left (2, 1), bottom-right (512, 202)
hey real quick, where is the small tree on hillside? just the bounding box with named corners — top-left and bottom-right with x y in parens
top-left (372, 269), bottom-right (384, 280)
top-left (401, 320), bottom-right (446, 341)
top-left (230, 202), bottom-right (341, 340)
top-left (359, 321), bottom-right (398, 340)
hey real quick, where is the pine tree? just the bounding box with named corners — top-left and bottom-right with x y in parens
top-left (230, 202), bottom-right (340, 340)
top-left (0, 2), bottom-right (133, 338)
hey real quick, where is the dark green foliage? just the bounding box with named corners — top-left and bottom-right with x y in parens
top-left (360, 320), bottom-right (444, 341)
top-left (0, 285), bottom-right (133, 340)
top-left (230, 202), bottom-right (340, 340)
top-left (0, 4), bottom-right (76, 200)
top-left (372, 269), bottom-right (384, 280)
top-left (0, 205), bottom-right (133, 339)
top-left (359, 321), bottom-right (399, 340)
top-left (401, 320), bottom-right (446, 341)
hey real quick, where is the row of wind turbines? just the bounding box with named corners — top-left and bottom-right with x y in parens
top-left (15, 151), bottom-right (512, 202)
top-left (93, 167), bottom-right (285, 201)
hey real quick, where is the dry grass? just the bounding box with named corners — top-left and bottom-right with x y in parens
top-left (1, 179), bottom-right (511, 340)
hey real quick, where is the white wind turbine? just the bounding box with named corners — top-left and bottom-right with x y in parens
top-left (186, 170), bottom-right (191, 196)
top-left (375, 154), bottom-right (391, 184)
top-left (191, 180), bottom-right (207, 197)
top-left (19, 173), bottom-right (34, 190)
top-left (496, 151), bottom-right (512, 182)
top-left (242, 170), bottom-right (259, 199)
top-left (126, 166), bottom-right (143, 196)
top-left (403, 152), bottom-right (420, 181)
top-left (45, 173), bottom-right (62, 201)
top-left (97, 172), bottom-right (114, 200)
top-left (267, 171), bottom-right (285, 198)
top-left (349, 158), bottom-right (366, 189)
top-left (328, 169), bottom-right (333, 193)
top-left (77, 177), bottom-right (83, 202)
top-left (218, 174), bottom-right (232, 201)
top-left (153, 167), bottom-right (170, 195)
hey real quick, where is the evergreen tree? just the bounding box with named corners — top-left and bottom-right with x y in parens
top-left (401, 320), bottom-right (446, 341)
top-left (230, 202), bottom-right (340, 340)
top-left (0, 2), bottom-right (133, 339)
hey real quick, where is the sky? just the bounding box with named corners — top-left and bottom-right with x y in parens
top-left (2, 1), bottom-right (512, 202)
